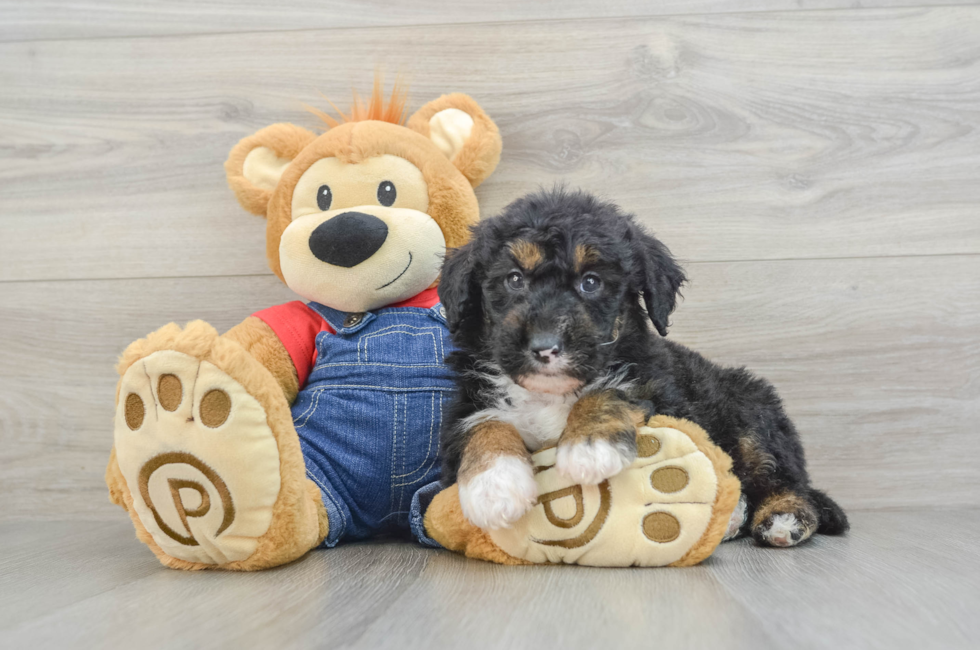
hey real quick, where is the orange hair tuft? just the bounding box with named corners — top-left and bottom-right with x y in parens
top-left (306, 73), bottom-right (409, 129)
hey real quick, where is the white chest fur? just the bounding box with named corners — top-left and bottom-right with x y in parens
top-left (461, 376), bottom-right (578, 451)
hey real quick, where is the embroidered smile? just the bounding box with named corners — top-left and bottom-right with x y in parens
top-left (376, 252), bottom-right (413, 289)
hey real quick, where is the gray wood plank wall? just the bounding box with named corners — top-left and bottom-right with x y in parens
top-left (1, 2), bottom-right (978, 521)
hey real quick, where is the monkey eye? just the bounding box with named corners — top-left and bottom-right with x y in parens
top-left (580, 273), bottom-right (602, 294)
top-left (377, 181), bottom-right (397, 207)
top-left (506, 271), bottom-right (525, 291)
top-left (316, 185), bottom-right (332, 211)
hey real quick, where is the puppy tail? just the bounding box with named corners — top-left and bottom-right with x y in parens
top-left (809, 487), bottom-right (849, 535)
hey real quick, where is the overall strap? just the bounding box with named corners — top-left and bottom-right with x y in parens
top-left (305, 302), bottom-right (377, 335)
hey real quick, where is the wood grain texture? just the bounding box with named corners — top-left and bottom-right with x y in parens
top-left (1, 254), bottom-right (977, 520)
top-left (3, 7), bottom-right (980, 281)
top-left (1, 511), bottom-right (977, 648)
top-left (1, 1), bottom-right (976, 42)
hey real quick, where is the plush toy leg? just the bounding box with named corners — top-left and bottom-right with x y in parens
top-left (425, 416), bottom-right (740, 567)
top-left (424, 484), bottom-right (531, 565)
top-left (105, 321), bottom-right (328, 571)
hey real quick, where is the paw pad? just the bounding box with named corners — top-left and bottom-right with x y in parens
top-left (650, 466), bottom-right (688, 493)
top-left (200, 389), bottom-right (231, 428)
top-left (636, 433), bottom-right (661, 457)
top-left (125, 393), bottom-right (145, 430)
top-left (642, 511), bottom-right (681, 543)
top-left (158, 374), bottom-right (182, 411)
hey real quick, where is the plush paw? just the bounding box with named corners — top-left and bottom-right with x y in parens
top-left (483, 421), bottom-right (741, 567)
top-left (114, 348), bottom-right (281, 564)
top-left (555, 439), bottom-right (633, 485)
top-left (459, 457), bottom-right (538, 530)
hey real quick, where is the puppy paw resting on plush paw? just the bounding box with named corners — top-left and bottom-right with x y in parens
top-left (556, 389), bottom-right (640, 484)
top-left (555, 440), bottom-right (632, 485)
top-left (458, 457), bottom-right (538, 530)
top-left (455, 421), bottom-right (537, 529)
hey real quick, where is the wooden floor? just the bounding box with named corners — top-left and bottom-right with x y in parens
top-left (1, 0), bottom-right (979, 647)
top-left (1, 509), bottom-right (977, 649)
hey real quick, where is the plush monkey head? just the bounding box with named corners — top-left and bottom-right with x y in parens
top-left (225, 86), bottom-right (501, 312)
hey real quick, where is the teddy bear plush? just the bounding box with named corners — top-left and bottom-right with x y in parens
top-left (105, 84), bottom-right (503, 570)
top-left (105, 83), bottom-right (739, 571)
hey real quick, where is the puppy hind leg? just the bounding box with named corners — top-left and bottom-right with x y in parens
top-left (750, 489), bottom-right (819, 548)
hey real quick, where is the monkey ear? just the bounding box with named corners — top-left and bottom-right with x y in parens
top-left (438, 239), bottom-right (483, 335)
top-left (225, 123), bottom-right (317, 217)
top-left (628, 223), bottom-right (687, 337)
top-left (407, 94), bottom-right (502, 188)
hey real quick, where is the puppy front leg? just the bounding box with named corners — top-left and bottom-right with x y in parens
top-left (457, 421), bottom-right (537, 530)
top-left (556, 389), bottom-right (642, 485)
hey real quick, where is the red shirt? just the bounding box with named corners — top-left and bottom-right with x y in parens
top-left (252, 287), bottom-right (441, 387)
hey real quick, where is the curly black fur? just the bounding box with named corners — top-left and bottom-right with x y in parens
top-left (438, 187), bottom-right (848, 542)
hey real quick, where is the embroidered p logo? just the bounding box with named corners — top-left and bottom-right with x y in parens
top-left (532, 480), bottom-right (612, 549)
top-left (138, 452), bottom-right (235, 546)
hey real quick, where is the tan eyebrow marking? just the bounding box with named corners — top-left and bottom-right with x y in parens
top-left (574, 244), bottom-right (600, 271)
top-left (510, 239), bottom-right (543, 270)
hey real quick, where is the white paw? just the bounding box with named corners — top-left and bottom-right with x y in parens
top-left (759, 513), bottom-right (803, 547)
top-left (723, 494), bottom-right (748, 541)
top-left (555, 439), bottom-right (633, 485)
top-left (459, 457), bottom-right (538, 530)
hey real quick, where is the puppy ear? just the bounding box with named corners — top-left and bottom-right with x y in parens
top-left (628, 224), bottom-right (686, 336)
top-left (407, 94), bottom-right (502, 188)
top-left (225, 123), bottom-right (317, 217)
top-left (438, 240), bottom-right (482, 334)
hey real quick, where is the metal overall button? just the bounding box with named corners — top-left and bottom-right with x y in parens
top-left (343, 312), bottom-right (365, 328)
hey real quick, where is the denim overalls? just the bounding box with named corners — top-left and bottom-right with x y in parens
top-left (291, 300), bottom-right (454, 547)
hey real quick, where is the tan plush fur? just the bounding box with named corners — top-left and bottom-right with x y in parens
top-left (225, 123), bottom-right (317, 217)
top-left (407, 93), bottom-right (502, 188)
top-left (223, 316), bottom-right (300, 404)
top-left (424, 485), bottom-right (530, 566)
top-left (108, 321), bottom-right (327, 570)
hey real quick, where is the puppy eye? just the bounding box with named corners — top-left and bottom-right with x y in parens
top-left (316, 185), bottom-right (332, 211)
top-left (506, 271), bottom-right (525, 291)
top-left (580, 273), bottom-right (602, 294)
top-left (377, 181), bottom-right (397, 207)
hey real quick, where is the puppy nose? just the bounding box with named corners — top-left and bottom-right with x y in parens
top-left (309, 212), bottom-right (388, 267)
top-left (529, 333), bottom-right (563, 362)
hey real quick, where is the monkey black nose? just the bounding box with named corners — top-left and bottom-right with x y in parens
top-left (529, 333), bottom-right (563, 363)
top-left (308, 212), bottom-right (388, 267)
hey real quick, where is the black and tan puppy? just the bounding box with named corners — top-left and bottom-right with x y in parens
top-left (437, 187), bottom-right (849, 547)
